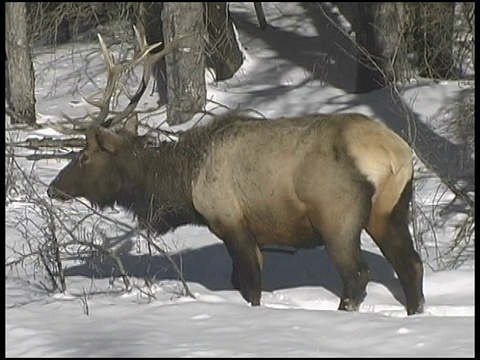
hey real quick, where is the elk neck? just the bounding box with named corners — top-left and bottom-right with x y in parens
top-left (114, 138), bottom-right (208, 234)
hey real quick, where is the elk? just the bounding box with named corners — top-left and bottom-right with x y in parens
top-left (47, 28), bottom-right (425, 316)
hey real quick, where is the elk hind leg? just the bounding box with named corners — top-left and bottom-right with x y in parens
top-left (327, 232), bottom-right (370, 312)
top-left (368, 178), bottom-right (425, 315)
top-left (230, 263), bottom-right (241, 291)
top-left (310, 203), bottom-right (371, 312)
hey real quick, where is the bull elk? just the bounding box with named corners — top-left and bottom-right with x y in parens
top-left (47, 27), bottom-right (425, 316)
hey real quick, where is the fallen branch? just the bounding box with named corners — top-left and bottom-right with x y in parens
top-left (25, 137), bottom-right (86, 149)
top-left (6, 137), bottom-right (86, 151)
top-left (26, 152), bottom-right (78, 161)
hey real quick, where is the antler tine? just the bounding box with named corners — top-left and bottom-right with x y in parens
top-left (86, 33), bottom-right (125, 126)
top-left (148, 33), bottom-right (192, 66)
top-left (133, 24), bottom-right (148, 51)
top-left (131, 24), bottom-right (165, 65)
top-left (97, 33), bottom-right (116, 72)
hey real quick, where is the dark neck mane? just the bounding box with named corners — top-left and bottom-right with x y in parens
top-left (110, 117), bottom-right (241, 234)
top-left (115, 137), bottom-right (207, 234)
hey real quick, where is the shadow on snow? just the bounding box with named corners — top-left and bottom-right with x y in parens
top-left (64, 236), bottom-right (406, 307)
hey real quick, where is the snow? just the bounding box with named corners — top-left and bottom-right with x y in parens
top-left (5, 2), bottom-right (474, 357)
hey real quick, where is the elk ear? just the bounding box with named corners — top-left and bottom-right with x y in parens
top-left (97, 128), bottom-right (123, 153)
top-left (87, 126), bottom-right (121, 153)
top-left (124, 114), bottom-right (139, 135)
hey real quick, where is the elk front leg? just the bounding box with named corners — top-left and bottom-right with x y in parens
top-left (211, 223), bottom-right (263, 306)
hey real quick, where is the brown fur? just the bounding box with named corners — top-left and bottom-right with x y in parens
top-left (48, 112), bottom-right (425, 315)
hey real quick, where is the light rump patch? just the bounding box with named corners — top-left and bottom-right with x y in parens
top-left (341, 114), bottom-right (414, 219)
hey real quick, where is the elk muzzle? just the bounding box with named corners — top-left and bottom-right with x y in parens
top-left (47, 183), bottom-right (70, 201)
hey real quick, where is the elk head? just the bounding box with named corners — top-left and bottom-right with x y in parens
top-left (47, 25), bottom-right (187, 206)
top-left (47, 116), bottom-right (141, 207)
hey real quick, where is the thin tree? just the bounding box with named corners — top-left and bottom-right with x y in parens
top-left (6, 2), bottom-right (36, 125)
top-left (162, 2), bottom-right (206, 125)
top-left (254, 2), bottom-right (268, 30)
top-left (204, 2), bottom-right (244, 81)
top-left (140, 2), bottom-right (168, 106)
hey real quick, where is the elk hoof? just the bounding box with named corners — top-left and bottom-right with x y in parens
top-left (407, 297), bottom-right (425, 315)
top-left (250, 299), bottom-right (260, 306)
top-left (338, 298), bottom-right (360, 312)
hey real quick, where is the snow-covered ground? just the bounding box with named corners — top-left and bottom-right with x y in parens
top-left (6, 3), bottom-right (474, 357)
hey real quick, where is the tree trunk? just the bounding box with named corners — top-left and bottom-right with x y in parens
top-left (353, 3), bottom-right (401, 93)
top-left (204, 2), bottom-right (244, 81)
top-left (6, 2), bottom-right (36, 125)
top-left (411, 2), bottom-right (455, 79)
top-left (140, 2), bottom-right (168, 106)
top-left (254, 2), bottom-right (268, 30)
top-left (162, 2), bottom-right (206, 125)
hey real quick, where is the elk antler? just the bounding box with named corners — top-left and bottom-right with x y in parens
top-left (83, 25), bottom-right (162, 128)
top-left (60, 25), bottom-right (191, 132)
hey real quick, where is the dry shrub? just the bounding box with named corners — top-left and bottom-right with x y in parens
top-left (27, 2), bottom-right (141, 46)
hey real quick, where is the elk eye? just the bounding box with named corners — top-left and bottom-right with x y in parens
top-left (79, 153), bottom-right (90, 166)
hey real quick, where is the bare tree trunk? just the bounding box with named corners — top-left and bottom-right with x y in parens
top-left (162, 2), bottom-right (206, 125)
top-left (254, 2), bottom-right (268, 30)
top-left (140, 2), bottom-right (168, 106)
top-left (204, 2), bottom-right (244, 81)
top-left (6, 2), bottom-right (36, 125)
top-left (353, 3), bottom-right (401, 93)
